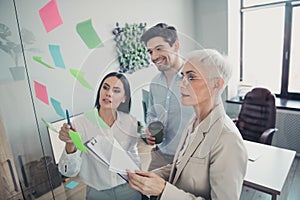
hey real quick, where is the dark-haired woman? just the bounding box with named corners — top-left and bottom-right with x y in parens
top-left (58, 72), bottom-right (142, 200)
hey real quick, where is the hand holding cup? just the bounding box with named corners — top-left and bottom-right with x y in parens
top-left (148, 121), bottom-right (164, 144)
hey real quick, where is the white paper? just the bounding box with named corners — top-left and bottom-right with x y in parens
top-left (109, 139), bottom-right (140, 175)
top-left (246, 143), bottom-right (262, 161)
top-left (85, 135), bottom-right (139, 177)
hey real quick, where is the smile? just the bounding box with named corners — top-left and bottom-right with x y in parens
top-left (153, 57), bottom-right (165, 65)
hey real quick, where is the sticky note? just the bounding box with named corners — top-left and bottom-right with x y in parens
top-left (41, 118), bottom-right (58, 133)
top-left (65, 181), bottom-right (79, 189)
top-left (39, 0), bottom-right (63, 33)
top-left (50, 97), bottom-right (65, 118)
top-left (33, 56), bottom-right (55, 69)
top-left (49, 45), bottom-right (65, 68)
top-left (69, 68), bottom-right (93, 90)
top-left (34, 81), bottom-right (49, 105)
top-left (69, 131), bottom-right (87, 153)
top-left (84, 109), bottom-right (110, 129)
top-left (76, 19), bottom-right (103, 49)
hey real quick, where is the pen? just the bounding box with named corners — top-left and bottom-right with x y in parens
top-left (66, 109), bottom-right (72, 129)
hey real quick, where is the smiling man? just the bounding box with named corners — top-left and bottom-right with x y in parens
top-left (141, 23), bottom-right (194, 171)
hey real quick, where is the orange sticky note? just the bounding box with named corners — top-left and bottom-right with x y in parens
top-left (34, 81), bottom-right (49, 105)
top-left (39, 0), bottom-right (63, 33)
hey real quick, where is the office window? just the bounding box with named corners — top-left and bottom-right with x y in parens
top-left (240, 0), bottom-right (300, 100)
top-left (289, 5), bottom-right (300, 93)
top-left (243, 6), bottom-right (284, 93)
top-left (244, 0), bottom-right (284, 7)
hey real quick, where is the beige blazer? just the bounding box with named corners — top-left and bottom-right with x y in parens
top-left (154, 104), bottom-right (248, 200)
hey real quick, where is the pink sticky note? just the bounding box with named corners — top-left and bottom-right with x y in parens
top-left (34, 81), bottom-right (49, 105)
top-left (39, 0), bottom-right (63, 33)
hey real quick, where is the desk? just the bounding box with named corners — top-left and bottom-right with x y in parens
top-left (226, 96), bottom-right (300, 111)
top-left (244, 141), bottom-right (296, 200)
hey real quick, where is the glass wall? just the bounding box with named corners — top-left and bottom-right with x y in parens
top-left (0, 0), bottom-right (203, 199)
top-left (0, 0), bottom-right (62, 199)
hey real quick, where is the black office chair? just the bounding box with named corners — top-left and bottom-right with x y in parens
top-left (234, 87), bottom-right (278, 145)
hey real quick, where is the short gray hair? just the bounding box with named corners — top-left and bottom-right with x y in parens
top-left (185, 49), bottom-right (232, 91)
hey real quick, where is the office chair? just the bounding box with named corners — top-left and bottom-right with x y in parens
top-left (234, 87), bottom-right (278, 145)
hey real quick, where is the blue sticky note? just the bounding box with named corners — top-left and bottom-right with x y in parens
top-left (49, 44), bottom-right (65, 69)
top-left (50, 97), bottom-right (65, 118)
top-left (65, 181), bottom-right (79, 189)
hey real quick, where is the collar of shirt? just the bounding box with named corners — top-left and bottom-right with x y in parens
top-left (158, 66), bottom-right (184, 83)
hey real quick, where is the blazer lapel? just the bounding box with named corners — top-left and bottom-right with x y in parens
top-left (171, 104), bottom-right (225, 184)
top-left (172, 129), bottom-right (205, 184)
top-left (169, 116), bottom-right (196, 183)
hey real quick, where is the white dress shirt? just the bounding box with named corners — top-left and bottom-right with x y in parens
top-left (58, 109), bottom-right (141, 191)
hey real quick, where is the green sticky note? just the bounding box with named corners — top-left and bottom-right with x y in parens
top-left (69, 131), bottom-right (87, 153)
top-left (69, 68), bottom-right (93, 90)
top-left (33, 56), bottom-right (55, 69)
top-left (84, 109), bottom-right (110, 129)
top-left (41, 118), bottom-right (58, 133)
top-left (76, 19), bottom-right (103, 49)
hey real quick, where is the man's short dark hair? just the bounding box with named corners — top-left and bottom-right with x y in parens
top-left (141, 23), bottom-right (178, 47)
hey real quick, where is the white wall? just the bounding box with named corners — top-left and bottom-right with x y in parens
top-left (1, 0), bottom-right (233, 162)
top-left (12, 0), bottom-right (197, 123)
top-left (0, 0), bottom-right (199, 160)
top-left (194, 0), bottom-right (228, 54)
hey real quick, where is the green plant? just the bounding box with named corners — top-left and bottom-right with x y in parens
top-left (113, 22), bottom-right (150, 74)
top-left (0, 23), bottom-right (39, 66)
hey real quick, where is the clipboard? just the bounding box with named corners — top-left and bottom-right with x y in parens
top-left (84, 135), bottom-right (140, 181)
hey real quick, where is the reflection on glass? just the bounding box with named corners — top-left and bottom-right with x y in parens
top-left (243, 6), bottom-right (284, 93)
top-left (288, 6), bottom-right (300, 93)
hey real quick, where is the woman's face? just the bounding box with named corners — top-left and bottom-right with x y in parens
top-left (99, 76), bottom-right (126, 110)
top-left (180, 62), bottom-right (214, 107)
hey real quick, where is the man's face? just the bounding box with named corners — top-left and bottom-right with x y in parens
top-left (146, 37), bottom-right (178, 72)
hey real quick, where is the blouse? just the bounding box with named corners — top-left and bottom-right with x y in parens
top-left (58, 108), bottom-right (141, 191)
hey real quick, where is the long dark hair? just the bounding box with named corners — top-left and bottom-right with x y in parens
top-left (94, 72), bottom-right (131, 113)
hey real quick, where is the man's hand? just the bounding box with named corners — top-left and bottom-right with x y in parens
top-left (146, 128), bottom-right (156, 145)
top-left (127, 170), bottom-right (166, 196)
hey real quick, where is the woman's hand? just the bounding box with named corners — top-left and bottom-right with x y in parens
top-left (58, 123), bottom-right (76, 154)
top-left (127, 170), bottom-right (166, 196)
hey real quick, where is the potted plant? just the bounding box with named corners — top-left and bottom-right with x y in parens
top-left (0, 23), bottom-right (39, 81)
top-left (113, 22), bottom-right (150, 74)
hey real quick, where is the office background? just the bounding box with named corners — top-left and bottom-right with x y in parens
top-left (0, 0), bottom-right (299, 199)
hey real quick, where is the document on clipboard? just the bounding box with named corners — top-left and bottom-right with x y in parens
top-left (84, 135), bottom-right (140, 180)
